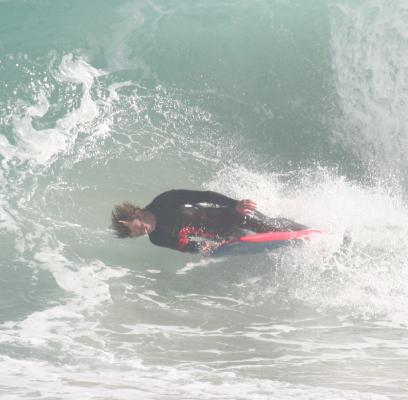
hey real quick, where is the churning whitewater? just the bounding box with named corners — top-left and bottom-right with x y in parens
top-left (0, 1), bottom-right (407, 399)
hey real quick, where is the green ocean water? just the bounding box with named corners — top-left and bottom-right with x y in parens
top-left (1, 1), bottom-right (408, 399)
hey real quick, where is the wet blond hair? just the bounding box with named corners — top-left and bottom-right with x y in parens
top-left (111, 202), bottom-right (142, 238)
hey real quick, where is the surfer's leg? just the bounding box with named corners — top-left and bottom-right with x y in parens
top-left (242, 212), bottom-right (307, 233)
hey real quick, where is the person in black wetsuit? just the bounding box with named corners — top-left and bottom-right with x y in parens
top-left (111, 189), bottom-right (306, 254)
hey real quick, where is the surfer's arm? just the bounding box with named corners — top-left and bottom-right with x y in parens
top-left (148, 190), bottom-right (257, 215)
top-left (174, 190), bottom-right (257, 215)
top-left (149, 190), bottom-right (238, 209)
top-left (180, 239), bottom-right (221, 256)
top-left (149, 230), bottom-right (203, 253)
top-left (174, 189), bottom-right (238, 208)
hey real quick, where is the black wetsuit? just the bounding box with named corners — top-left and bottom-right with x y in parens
top-left (145, 189), bottom-right (305, 253)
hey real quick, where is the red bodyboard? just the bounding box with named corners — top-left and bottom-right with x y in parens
top-left (239, 229), bottom-right (322, 243)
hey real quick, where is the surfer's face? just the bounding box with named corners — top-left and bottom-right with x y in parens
top-left (127, 211), bottom-right (156, 237)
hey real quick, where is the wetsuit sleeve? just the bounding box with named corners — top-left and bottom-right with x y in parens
top-left (149, 189), bottom-right (238, 209)
top-left (149, 233), bottom-right (201, 253)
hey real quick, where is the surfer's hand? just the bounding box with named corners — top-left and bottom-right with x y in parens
top-left (236, 199), bottom-right (257, 215)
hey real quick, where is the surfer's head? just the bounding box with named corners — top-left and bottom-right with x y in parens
top-left (111, 202), bottom-right (156, 238)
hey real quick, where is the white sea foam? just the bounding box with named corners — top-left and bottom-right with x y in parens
top-left (0, 353), bottom-right (390, 400)
top-left (55, 54), bottom-right (103, 127)
top-left (0, 54), bottom-right (103, 167)
top-left (208, 166), bottom-right (408, 324)
top-left (0, 184), bottom-right (17, 231)
top-left (0, 244), bottom-right (127, 351)
top-left (176, 257), bottom-right (223, 274)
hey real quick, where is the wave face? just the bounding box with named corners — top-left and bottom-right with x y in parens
top-left (0, 1), bottom-right (407, 399)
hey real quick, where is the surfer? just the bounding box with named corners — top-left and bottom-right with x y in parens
top-left (111, 189), bottom-right (306, 255)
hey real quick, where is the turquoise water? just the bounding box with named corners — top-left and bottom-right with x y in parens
top-left (1, 1), bottom-right (408, 399)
